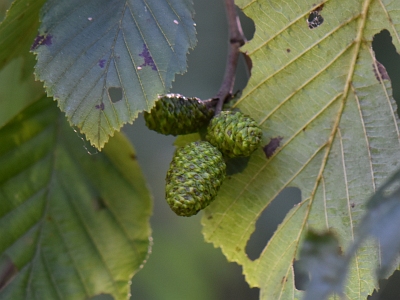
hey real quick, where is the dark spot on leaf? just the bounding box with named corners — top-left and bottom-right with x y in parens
top-left (281, 276), bottom-right (287, 284)
top-left (98, 59), bottom-right (106, 68)
top-left (286, 48), bottom-right (291, 53)
top-left (207, 214), bottom-right (213, 220)
top-left (0, 255), bottom-right (18, 291)
top-left (373, 60), bottom-right (390, 82)
top-left (263, 136), bottom-right (283, 158)
top-left (351, 203), bottom-right (355, 208)
top-left (130, 153), bottom-right (137, 160)
top-left (307, 12), bottom-right (324, 29)
top-left (139, 44), bottom-right (157, 71)
top-left (95, 103), bottom-right (105, 110)
top-left (108, 87), bottom-right (122, 103)
top-left (236, 247), bottom-right (241, 252)
top-left (93, 197), bottom-right (106, 211)
top-left (47, 215), bottom-right (53, 221)
top-left (30, 33), bottom-right (53, 50)
top-left (307, 5), bottom-right (324, 29)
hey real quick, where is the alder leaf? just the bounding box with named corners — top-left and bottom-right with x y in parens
top-left (0, 97), bottom-right (152, 299)
top-left (202, 1), bottom-right (400, 299)
top-left (32, 0), bottom-right (197, 150)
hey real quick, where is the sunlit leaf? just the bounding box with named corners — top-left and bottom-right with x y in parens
top-left (0, 97), bottom-right (152, 300)
top-left (202, 1), bottom-right (400, 299)
top-left (33, 0), bottom-right (197, 149)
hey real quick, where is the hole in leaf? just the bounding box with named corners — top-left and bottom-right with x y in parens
top-left (368, 270), bottom-right (400, 300)
top-left (237, 6), bottom-right (255, 41)
top-left (293, 259), bottom-right (310, 291)
top-left (108, 87), bottom-right (122, 103)
top-left (245, 187), bottom-right (302, 260)
top-left (372, 30), bottom-right (400, 115)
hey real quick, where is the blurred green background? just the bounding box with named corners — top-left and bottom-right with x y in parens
top-left (2, 0), bottom-right (400, 299)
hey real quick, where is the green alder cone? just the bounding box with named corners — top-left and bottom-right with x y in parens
top-left (206, 111), bottom-right (263, 158)
top-left (144, 94), bottom-right (214, 135)
top-left (166, 141), bottom-right (226, 217)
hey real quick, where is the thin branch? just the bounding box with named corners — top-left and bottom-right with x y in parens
top-left (214, 0), bottom-right (246, 114)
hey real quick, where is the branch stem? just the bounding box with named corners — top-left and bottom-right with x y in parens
top-left (215, 0), bottom-right (246, 114)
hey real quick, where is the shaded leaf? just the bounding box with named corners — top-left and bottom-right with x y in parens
top-left (0, 57), bottom-right (44, 128)
top-left (202, 1), bottom-right (400, 299)
top-left (300, 169), bottom-right (400, 299)
top-left (0, 97), bottom-right (152, 299)
top-left (299, 231), bottom-right (347, 300)
top-left (0, 0), bottom-right (46, 73)
top-left (353, 169), bottom-right (400, 279)
top-left (33, 0), bottom-right (197, 149)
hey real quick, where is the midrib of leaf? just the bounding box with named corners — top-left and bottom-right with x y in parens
top-left (25, 114), bottom-right (59, 299)
top-left (293, 0), bottom-right (373, 290)
top-left (266, 0), bottom-right (372, 294)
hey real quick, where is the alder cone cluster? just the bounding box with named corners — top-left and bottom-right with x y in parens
top-left (144, 94), bottom-right (263, 217)
top-left (144, 94), bottom-right (213, 136)
top-left (165, 141), bottom-right (226, 217)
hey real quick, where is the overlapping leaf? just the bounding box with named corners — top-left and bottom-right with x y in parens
top-left (32, 0), bottom-right (197, 149)
top-left (202, 0), bottom-right (400, 299)
top-left (302, 169), bottom-right (400, 300)
top-left (0, 97), bottom-right (152, 299)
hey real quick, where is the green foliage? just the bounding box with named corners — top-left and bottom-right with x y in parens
top-left (32, 0), bottom-right (197, 149)
top-left (1, 0), bottom-right (400, 299)
top-left (0, 57), bottom-right (43, 128)
top-left (0, 97), bottom-right (152, 299)
top-left (201, 0), bottom-right (400, 299)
